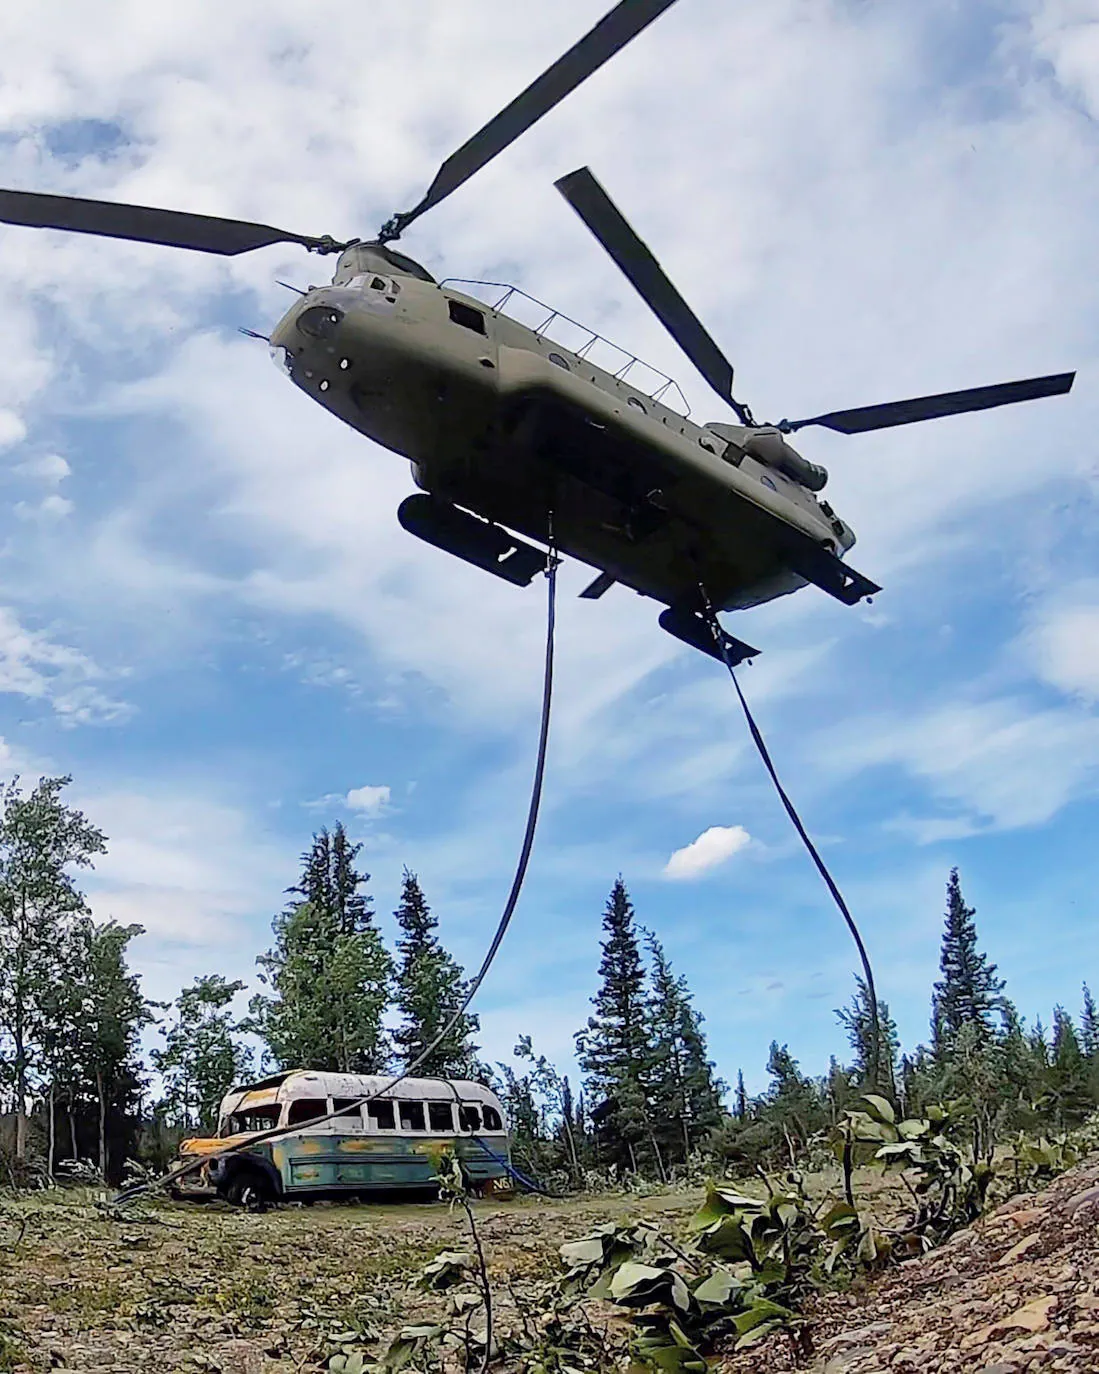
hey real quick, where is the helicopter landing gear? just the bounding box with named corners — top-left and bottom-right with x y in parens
top-left (659, 605), bottom-right (758, 665)
top-left (397, 494), bottom-right (550, 587)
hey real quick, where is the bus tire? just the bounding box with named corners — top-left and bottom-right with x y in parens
top-left (226, 1168), bottom-right (271, 1210)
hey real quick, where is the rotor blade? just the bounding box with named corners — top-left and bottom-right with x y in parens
top-left (389, 0), bottom-right (679, 235)
top-left (0, 188), bottom-right (341, 256)
top-left (555, 165), bottom-right (742, 415)
top-left (784, 372), bottom-right (1076, 436)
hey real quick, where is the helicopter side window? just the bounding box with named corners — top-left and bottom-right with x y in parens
top-left (548, 353), bottom-right (570, 370)
top-left (448, 300), bottom-right (487, 336)
top-left (370, 276), bottom-right (387, 291)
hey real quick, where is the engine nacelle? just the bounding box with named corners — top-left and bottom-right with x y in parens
top-left (741, 428), bottom-right (828, 492)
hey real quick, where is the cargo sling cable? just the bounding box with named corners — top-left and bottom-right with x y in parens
top-left (114, 536), bottom-right (558, 1207)
top-left (698, 583), bottom-right (883, 1093)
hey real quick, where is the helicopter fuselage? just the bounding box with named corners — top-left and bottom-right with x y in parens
top-left (268, 245), bottom-right (864, 620)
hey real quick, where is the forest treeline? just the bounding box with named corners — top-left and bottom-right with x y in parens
top-left (0, 774), bottom-right (1095, 1186)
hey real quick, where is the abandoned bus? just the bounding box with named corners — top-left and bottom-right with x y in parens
top-left (176, 1069), bottom-right (511, 1205)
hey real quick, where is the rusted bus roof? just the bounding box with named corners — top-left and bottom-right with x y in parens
top-left (218, 1084), bottom-right (281, 1116)
top-left (220, 1070), bottom-right (507, 1115)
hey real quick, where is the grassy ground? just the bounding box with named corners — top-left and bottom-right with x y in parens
top-left (0, 1182), bottom-right (703, 1373)
top-left (0, 1164), bottom-right (919, 1373)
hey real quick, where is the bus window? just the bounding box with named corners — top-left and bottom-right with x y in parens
top-left (459, 1104), bottom-right (481, 1133)
top-left (332, 1098), bottom-right (363, 1130)
top-left (368, 1100), bottom-right (396, 1130)
top-left (399, 1101), bottom-right (426, 1131)
top-left (428, 1102), bottom-right (454, 1132)
top-left (287, 1097), bottom-right (328, 1126)
top-left (482, 1105), bottom-right (503, 1132)
top-left (225, 1104), bottom-right (280, 1135)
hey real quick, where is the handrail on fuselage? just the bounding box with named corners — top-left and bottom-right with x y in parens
top-left (439, 277), bottom-right (691, 417)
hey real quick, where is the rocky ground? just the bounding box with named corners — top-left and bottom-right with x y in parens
top-left (724, 1153), bottom-right (1099, 1374)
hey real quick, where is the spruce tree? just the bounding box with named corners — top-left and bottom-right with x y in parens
top-left (250, 826), bottom-right (392, 1072)
top-left (835, 976), bottom-right (899, 1098)
top-left (575, 877), bottom-right (654, 1174)
top-left (644, 932), bottom-right (723, 1165)
top-left (1029, 1017), bottom-right (1050, 1068)
top-left (393, 869), bottom-right (480, 1077)
top-left (1049, 1006), bottom-right (1093, 1127)
top-left (734, 1069), bottom-right (748, 1122)
top-left (998, 999), bottom-right (1037, 1119)
top-left (1081, 984), bottom-right (1099, 1061)
top-left (762, 1042), bottom-right (825, 1153)
top-left (288, 821), bottom-right (374, 935)
top-left (931, 868), bottom-right (1005, 1055)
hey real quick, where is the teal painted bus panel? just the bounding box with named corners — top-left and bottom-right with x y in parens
top-left (272, 1132), bottom-right (509, 1195)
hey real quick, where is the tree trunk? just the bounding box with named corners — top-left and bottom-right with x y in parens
top-left (13, 890), bottom-right (28, 1163)
top-left (561, 1116), bottom-right (580, 1182)
top-left (68, 1094), bottom-right (78, 1160)
top-left (96, 1068), bottom-right (107, 1181)
top-left (14, 1104), bottom-right (27, 1164)
top-left (648, 1127), bottom-right (667, 1184)
top-left (47, 1079), bottom-right (56, 1183)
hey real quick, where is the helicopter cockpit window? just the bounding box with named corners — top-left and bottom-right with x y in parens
top-left (297, 305), bottom-right (344, 340)
top-left (448, 300), bottom-right (487, 336)
top-left (370, 276), bottom-right (387, 291)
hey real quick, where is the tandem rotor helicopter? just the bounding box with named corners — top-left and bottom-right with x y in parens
top-left (0, 0), bottom-right (1075, 664)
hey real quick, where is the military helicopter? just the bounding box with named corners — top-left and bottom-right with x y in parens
top-left (0, 0), bottom-right (1074, 664)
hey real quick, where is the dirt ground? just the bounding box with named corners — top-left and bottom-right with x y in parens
top-left (3, 1157), bottom-right (1098, 1374)
top-left (0, 1184), bottom-right (694, 1373)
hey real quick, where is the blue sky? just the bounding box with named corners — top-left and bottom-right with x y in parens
top-left (0, 0), bottom-right (1097, 1096)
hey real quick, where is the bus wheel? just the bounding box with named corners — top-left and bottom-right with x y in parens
top-left (226, 1169), bottom-right (271, 1210)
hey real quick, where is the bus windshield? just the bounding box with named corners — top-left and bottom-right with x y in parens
top-left (223, 1104), bottom-right (281, 1136)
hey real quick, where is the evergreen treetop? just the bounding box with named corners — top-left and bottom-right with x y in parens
top-left (734, 1069), bottom-right (748, 1121)
top-left (576, 878), bottom-right (650, 1098)
top-left (251, 824), bottom-right (392, 1073)
top-left (835, 976), bottom-right (899, 1097)
top-left (288, 821), bottom-right (374, 935)
top-left (644, 931), bottom-right (723, 1160)
top-left (931, 868), bottom-right (1005, 1055)
top-left (1081, 984), bottom-right (1098, 1061)
top-left (393, 869), bottom-right (480, 1077)
top-left (575, 878), bottom-right (655, 1172)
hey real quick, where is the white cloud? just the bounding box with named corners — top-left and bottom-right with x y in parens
top-left (347, 783), bottom-right (391, 816)
top-left (664, 825), bottom-right (752, 880)
top-left (1031, 1), bottom-right (1099, 121)
top-left (14, 451), bottom-right (70, 484)
top-left (0, 409), bottom-right (26, 450)
top-left (817, 696), bottom-right (1099, 834)
top-left (79, 784), bottom-right (290, 1005)
top-left (14, 492), bottom-right (73, 520)
top-left (0, 605), bottom-right (128, 722)
top-left (1024, 586), bottom-right (1099, 702)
